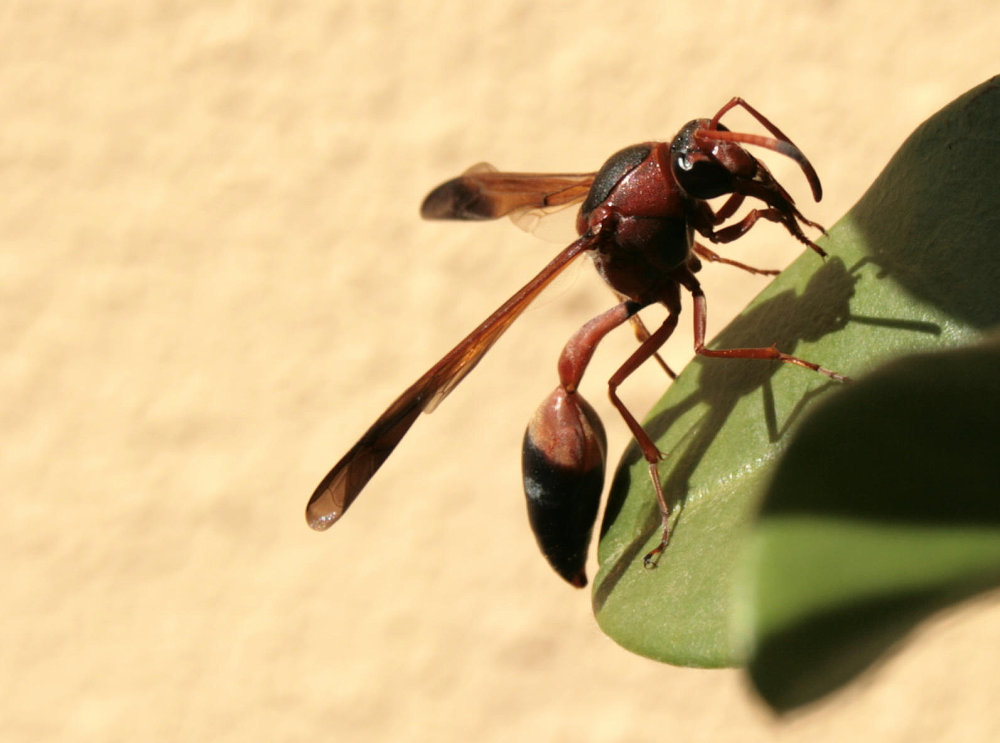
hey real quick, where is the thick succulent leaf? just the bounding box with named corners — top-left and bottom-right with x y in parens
top-left (745, 336), bottom-right (1000, 710)
top-left (592, 76), bottom-right (1000, 668)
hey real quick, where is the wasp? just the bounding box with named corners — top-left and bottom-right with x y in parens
top-left (306, 98), bottom-right (846, 587)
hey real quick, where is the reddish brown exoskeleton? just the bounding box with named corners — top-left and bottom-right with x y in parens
top-left (306, 97), bottom-right (847, 587)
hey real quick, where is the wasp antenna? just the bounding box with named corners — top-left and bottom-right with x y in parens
top-left (707, 97), bottom-right (822, 201)
top-left (694, 128), bottom-right (822, 202)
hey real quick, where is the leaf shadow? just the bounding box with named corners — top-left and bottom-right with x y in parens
top-left (847, 76), bottom-right (1000, 330)
top-left (594, 254), bottom-right (941, 606)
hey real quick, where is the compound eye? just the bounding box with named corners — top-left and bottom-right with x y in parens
top-left (672, 153), bottom-right (733, 200)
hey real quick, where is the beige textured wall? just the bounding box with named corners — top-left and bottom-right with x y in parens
top-left (2, 2), bottom-right (998, 741)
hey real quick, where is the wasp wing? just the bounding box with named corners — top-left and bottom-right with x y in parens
top-left (420, 164), bottom-right (594, 222)
top-left (306, 234), bottom-right (596, 531)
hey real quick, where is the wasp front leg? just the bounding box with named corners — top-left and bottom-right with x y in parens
top-left (707, 204), bottom-right (827, 257)
top-left (691, 184), bottom-right (828, 258)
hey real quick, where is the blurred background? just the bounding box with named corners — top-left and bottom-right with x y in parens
top-left (2, 2), bottom-right (998, 740)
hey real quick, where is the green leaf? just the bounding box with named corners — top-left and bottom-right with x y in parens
top-left (592, 75), bottom-right (1000, 668)
top-left (745, 337), bottom-right (1000, 710)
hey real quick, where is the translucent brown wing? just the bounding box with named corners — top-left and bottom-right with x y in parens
top-left (420, 163), bottom-right (595, 222)
top-left (305, 233), bottom-right (597, 531)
